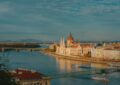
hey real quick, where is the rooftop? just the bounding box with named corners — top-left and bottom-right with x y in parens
top-left (67, 33), bottom-right (74, 41)
top-left (10, 68), bottom-right (43, 80)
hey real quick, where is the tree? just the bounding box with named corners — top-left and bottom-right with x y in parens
top-left (0, 59), bottom-right (17, 85)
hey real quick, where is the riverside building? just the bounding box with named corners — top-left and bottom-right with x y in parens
top-left (91, 48), bottom-right (120, 60)
top-left (10, 68), bottom-right (51, 85)
top-left (56, 33), bottom-right (120, 60)
top-left (56, 33), bottom-right (92, 56)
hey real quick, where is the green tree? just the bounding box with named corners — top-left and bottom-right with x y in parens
top-left (0, 58), bottom-right (17, 85)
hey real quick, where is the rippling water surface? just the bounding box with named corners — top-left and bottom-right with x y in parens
top-left (0, 51), bottom-right (120, 85)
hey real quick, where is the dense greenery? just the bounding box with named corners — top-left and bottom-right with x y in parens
top-left (0, 63), bottom-right (17, 85)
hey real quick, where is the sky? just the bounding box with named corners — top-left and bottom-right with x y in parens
top-left (0, 0), bottom-right (120, 41)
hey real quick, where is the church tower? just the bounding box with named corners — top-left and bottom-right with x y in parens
top-left (67, 33), bottom-right (74, 47)
top-left (60, 37), bottom-right (65, 48)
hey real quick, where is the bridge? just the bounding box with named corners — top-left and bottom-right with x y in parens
top-left (0, 42), bottom-right (50, 52)
top-left (0, 47), bottom-right (44, 52)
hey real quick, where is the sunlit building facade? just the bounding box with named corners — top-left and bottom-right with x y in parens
top-left (56, 33), bottom-right (83, 56)
top-left (91, 48), bottom-right (120, 60)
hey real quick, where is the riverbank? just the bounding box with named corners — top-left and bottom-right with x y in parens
top-left (42, 50), bottom-right (120, 65)
top-left (2, 49), bottom-right (119, 85)
top-left (0, 42), bottom-right (40, 48)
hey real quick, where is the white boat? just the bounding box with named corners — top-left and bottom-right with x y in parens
top-left (92, 76), bottom-right (109, 82)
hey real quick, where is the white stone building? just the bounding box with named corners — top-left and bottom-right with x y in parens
top-left (56, 33), bottom-right (83, 56)
top-left (91, 48), bottom-right (120, 60)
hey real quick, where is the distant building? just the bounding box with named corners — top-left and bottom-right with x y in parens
top-left (56, 33), bottom-right (82, 56)
top-left (49, 43), bottom-right (57, 52)
top-left (91, 42), bottom-right (120, 60)
top-left (81, 43), bottom-right (93, 56)
top-left (10, 68), bottom-right (51, 85)
top-left (91, 48), bottom-right (120, 60)
top-left (55, 33), bottom-right (120, 60)
top-left (56, 33), bottom-right (92, 56)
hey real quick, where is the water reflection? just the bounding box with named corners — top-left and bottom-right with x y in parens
top-left (55, 55), bottom-right (108, 72)
top-left (0, 51), bottom-right (119, 85)
top-left (54, 55), bottom-right (120, 85)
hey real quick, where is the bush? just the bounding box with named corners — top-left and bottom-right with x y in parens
top-left (0, 64), bottom-right (17, 85)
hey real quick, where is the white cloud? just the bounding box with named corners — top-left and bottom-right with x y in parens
top-left (0, 1), bottom-right (14, 14)
top-left (81, 4), bottom-right (120, 15)
top-left (80, 0), bottom-right (120, 15)
top-left (0, 0), bottom-right (119, 41)
top-left (42, 0), bottom-right (120, 16)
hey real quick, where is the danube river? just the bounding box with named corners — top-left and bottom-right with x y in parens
top-left (0, 51), bottom-right (120, 85)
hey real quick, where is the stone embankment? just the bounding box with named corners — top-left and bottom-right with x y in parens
top-left (43, 50), bottom-right (120, 64)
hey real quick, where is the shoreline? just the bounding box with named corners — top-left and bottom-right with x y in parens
top-left (42, 51), bottom-right (120, 64)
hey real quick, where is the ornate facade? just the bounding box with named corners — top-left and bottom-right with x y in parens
top-left (56, 33), bottom-right (83, 56)
top-left (91, 48), bottom-right (120, 60)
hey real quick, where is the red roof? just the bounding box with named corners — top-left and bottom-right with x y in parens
top-left (67, 33), bottom-right (74, 41)
top-left (71, 44), bottom-right (80, 48)
top-left (81, 44), bottom-right (92, 48)
top-left (11, 69), bottom-right (43, 80)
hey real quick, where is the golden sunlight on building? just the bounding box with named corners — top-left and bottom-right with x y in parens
top-left (56, 33), bottom-right (84, 56)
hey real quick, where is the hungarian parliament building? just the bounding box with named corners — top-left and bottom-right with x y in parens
top-left (54, 33), bottom-right (120, 60)
top-left (56, 33), bottom-right (92, 56)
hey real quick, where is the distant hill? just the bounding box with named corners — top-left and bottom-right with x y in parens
top-left (0, 39), bottom-right (55, 44)
top-left (18, 39), bottom-right (43, 43)
top-left (0, 39), bottom-right (43, 43)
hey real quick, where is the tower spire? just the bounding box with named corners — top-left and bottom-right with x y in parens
top-left (62, 37), bottom-right (65, 47)
top-left (67, 32), bottom-right (74, 46)
top-left (60, 36), bottom-right (65, 47)
top-left (60, 37), bottom-right (63, 47)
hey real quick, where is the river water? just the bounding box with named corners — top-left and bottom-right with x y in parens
top-left (0, 51), bottom-right (120, 85)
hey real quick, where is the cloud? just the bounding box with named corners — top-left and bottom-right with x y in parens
top-left (0, 0), bottom-right (120, 41)
top-left (20, 14), bottom-right (64, 27)
top-left (38, 0), bottom-right (120, 16)
top-left (80, 4), bottom-right (120, 15)
top-left (0, 1), bottom-right (14, 14)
